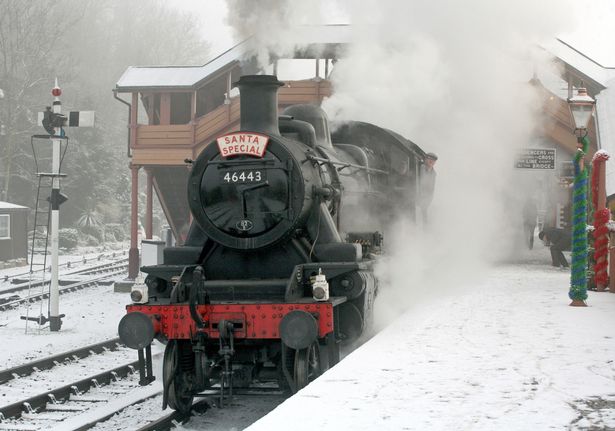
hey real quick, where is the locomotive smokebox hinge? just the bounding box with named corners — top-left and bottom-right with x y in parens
top-left (313, 184), bottom-right (336, 200)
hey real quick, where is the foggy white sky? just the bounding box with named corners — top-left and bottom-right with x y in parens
top-left (171, 0), bottom-right (615, 67)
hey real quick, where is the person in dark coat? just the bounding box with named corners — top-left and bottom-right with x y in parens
top-left (419, 152), bottom-right (437, 224)
top-left (539, 228), bottom-right (571, 268)
top-left (522, 197), bottom-right (538, 249)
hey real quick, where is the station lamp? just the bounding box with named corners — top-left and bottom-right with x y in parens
top-left (567, 85), bottom-right (596, 307)
top-left (567, 86), bottom-right (595, 137)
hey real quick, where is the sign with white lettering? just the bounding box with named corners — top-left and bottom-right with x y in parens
top-left (515, 148), bottom-right (556, 170)
top-left (216, 132), bottom-right (269, 158)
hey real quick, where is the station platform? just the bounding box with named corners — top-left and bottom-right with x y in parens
top-left (246, 245), bottom-right (615, 430)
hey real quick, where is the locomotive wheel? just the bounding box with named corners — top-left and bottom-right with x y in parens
top-left (294, 341), bottom-right (321, 391)
top-left (163, 340), bottom-right (194, 414)
top-left (338, 302), bottom-right (364, 344)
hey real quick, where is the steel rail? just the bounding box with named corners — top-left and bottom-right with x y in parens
top-left (71, 387), bottom-right (284, 430)
top-left (0, 338), bottom-right (123, 384)
top-left (0, 251), bottom-right (128, 284)
top-left (0, 266), bottom-right (127, 312)
top-left (133, 401), bottom-right (207, 431)
top-left (0, 259), bottom-right (128, 297)
top-left (133, 389), bottom-right (285, 431)
top-left (0, 361), bottom-right (139, 421)
top-left (72, 392), bottom-right (163, 431)
top-left (76, 259), bottom-right (129, 276)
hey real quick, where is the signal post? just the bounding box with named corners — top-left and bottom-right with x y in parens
top-left (47, 80), bottom-right (67, 331)
top-left (36, 80), bottom-right (94, 331)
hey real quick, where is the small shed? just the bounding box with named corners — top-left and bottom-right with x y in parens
top-left (0, 201), bottom-right (29, 264)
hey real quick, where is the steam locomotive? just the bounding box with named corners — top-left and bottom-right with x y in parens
top-left (118, 75), bottom-right (428, 413)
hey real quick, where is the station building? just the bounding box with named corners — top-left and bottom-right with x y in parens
top-left (0, 201), bottom-right (29, 267)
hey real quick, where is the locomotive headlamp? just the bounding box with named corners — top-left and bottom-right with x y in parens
top-left (310, 268), bottom-right (329, 301)
top-left (567, 87), bottom-right (595, 136)
top-left (130, 290), bottom-right (142, 302)
top-left (131, 283), bottom-right (149, 304)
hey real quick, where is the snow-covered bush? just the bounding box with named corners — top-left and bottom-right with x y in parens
top-left (59, 228), bottom-right (79, 250)
top-left (106, 223), bottom-right (126, 241)
top-left (81, 234), bottom-right (100, 247)
top-left (104, 230), bottom-right (117, 242)
top-left (83, 224), bottom-right (103, 241)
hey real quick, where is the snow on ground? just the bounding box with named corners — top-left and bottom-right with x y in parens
top-left (2, 345), bottom-right (137, 405)
top-left (0, 283), bottom-right (129, 368)
top-left (0, 243), bottom-right (131, 369)
top-left (1, 243), bottom-right (614, 430)
top-left (0, 244), bottom-right (128, 284)
top-left (246, 246), bottom-right (615, 431)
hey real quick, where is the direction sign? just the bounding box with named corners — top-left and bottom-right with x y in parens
top-left (515, 148), bottom-right (556, 170)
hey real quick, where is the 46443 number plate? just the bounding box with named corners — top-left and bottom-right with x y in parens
top-left (220, 169), bottom-right (266, 184)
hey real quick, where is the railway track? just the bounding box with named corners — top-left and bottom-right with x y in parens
top-left (0, 362), bottom-right (141, 421)
top-left (0, 341), bottom-right (157, 431)
top-left (131, 399), bottom-right (208, 431)
top-left (0, 338), bottom-right (124, 385)
top-left (0, 252), bottom-right (128, 286)
top-left (93, 388), bottom-right (286, 431)
top-left (0, 261), bottom-right (128, 312)
top-left (0, 343), bottom-right (286, 431)
top-left (0, 256), bottom-right (128, 297)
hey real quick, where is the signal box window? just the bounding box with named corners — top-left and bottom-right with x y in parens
top-left (0, 214), bottom-right (10, 239)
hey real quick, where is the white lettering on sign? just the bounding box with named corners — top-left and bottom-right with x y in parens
top-left (515, 148), bottom-right (556, 170)
top-left (216, 132), bottom-right (269, 158)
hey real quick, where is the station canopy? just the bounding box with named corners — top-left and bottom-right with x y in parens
top-left (115, 25), bottom-right (351, 92)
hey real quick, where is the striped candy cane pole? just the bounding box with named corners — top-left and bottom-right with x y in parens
top-left (569, 136), bottom-right (590, 306)
top-left (591, 150), bottom-right (610, 292)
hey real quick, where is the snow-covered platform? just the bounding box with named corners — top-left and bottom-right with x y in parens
top-left (247, 249), bottom-right (615, 430)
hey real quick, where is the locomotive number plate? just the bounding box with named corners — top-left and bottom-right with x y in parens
top-left (220, 169), bottom-right (267, 184)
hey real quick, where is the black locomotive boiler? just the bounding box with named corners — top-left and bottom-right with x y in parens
top-left (118, 75), bottom-right (428, 413)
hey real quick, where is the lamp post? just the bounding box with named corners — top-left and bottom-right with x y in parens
top-left (567, 86), bottom-right (596, 306)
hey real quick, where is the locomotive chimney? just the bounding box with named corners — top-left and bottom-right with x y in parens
top-left (235, 75), bottom-right (284, 135)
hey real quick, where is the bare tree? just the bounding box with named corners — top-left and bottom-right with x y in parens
top-left (0, 0), bottom-right (210, 231)
top-left (0, 1), bottom-right (85, 202)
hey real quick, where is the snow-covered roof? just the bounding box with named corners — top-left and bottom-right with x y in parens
top-left (115, 25), bottom-right (351, 92)
top-left (596, 84), bottom-right (615, 194)
top-left (542, 39), bottom-right (615, 195)
top-left (544, 38), bottom-right (615, 89)
top-left (115, 39), bottom-right (250, 91)
top-left (0, 201), bottom-right (28, 210)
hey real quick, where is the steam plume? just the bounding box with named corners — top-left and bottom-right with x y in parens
top-left (224, 0), bottom-right (578, 327)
